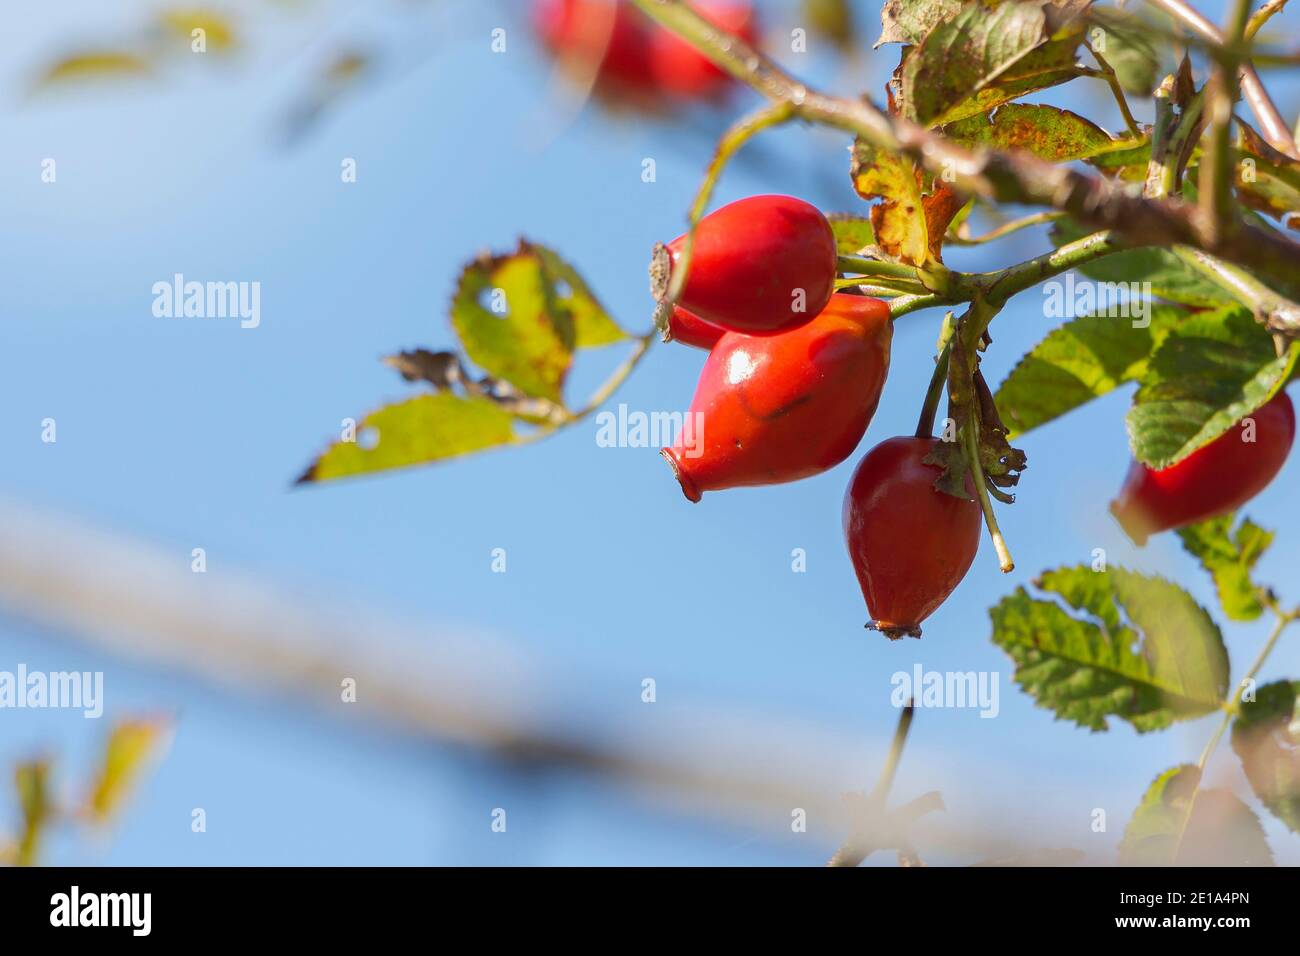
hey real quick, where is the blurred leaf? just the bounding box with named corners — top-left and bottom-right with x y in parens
top-left (990, 566), bottom-right (1229, 732)
top-left (88, 718), bottom-right (170, 823)
top-left (995, 305), bottom-right (1185, 437)
top-left (898, 0), bottom-right (1087, 127)
top-left (943, 103), bottom-right (1119, 162)
top-left (877, 0), bottom-right (963, 46)
top-left (35, 52), bottom-right (151, 90)
top-left (14, 759), bottom-right (53, 867)
top-left (1086, 138), bottom-right (1153, 182)
top-left (804, 0), bottom-right (856, 49)
top-left (1089, 8), bottom-right (1168, 96)
top-left (1051, 219), bottom-right (1235, 307)
top-left (1232, 681), bottom-right (1300, 834)
top-left (158, 9), bottom-right (237, 51)
top-left (1120, 765), bottom-right (1273, 865)
top-left (1235, 122), bottom-right (1300, 229)
top-left (1127, 305), bottom-right (1299, 468)
top-left (527, 242), bottom-right (626, 348)
top-left (1176, 514), bottom-right (1274, 621)
top-left (451, 244), bottom-right (579, 404)
top-left (299, 393), bottom-right (520, 483)
top-left (850, 139), bottom-right (929, 265)
top-left (828, 214), bottom-right (876, 255)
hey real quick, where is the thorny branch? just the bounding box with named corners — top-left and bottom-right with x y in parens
top-left (629, 0), bottom-right (1300, 332)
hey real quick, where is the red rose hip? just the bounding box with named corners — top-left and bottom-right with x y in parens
top-left (665, 306), bottom-right (726, 350)
top-left (843, 437), bottom-right (982, 639)
top-left (653, 195), bottom-right (837, 334)
top-left (663, 294), bottom-right (891, 500)
top-left (650, 1), bottom-right (757, 99)
top-left (1110, 390), bottom-right (1295, 545)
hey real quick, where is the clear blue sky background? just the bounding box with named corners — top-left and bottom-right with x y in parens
top-left (2, 0), bottom-right (1298, 865)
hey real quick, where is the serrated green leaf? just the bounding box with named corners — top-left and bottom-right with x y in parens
top-left (877, 0), bottom-right (963, 46)
top-left (990, 566), bottom-right (1228, 732)
top-left (828, 214), bottom-right (875, 255)
top-left (899, 1), bottom-right (1087, 127)
top-left (1232, 680), bottom-right (1300, 834)
top-left (528, 242), bottom-right (627, 348)
top-left (944, 103), bottom-right (1119, 161)
top-left (301, 393), bottom-right (519, 483)
top-left (1050, 220), bottom-right (1234, 307)
top-left (1176, 514), bottom-right (1274, 621)
top-left (995, 305), bottom-right (1185, 437)
top-left (1120, 765), bottom-right (1273, 865)
top-left (88, 718), bottom-right (170, 823)
top-left (451, 246), bottom-right (576, 403)
top-left (1126, 305), bottom-right (1300, 467)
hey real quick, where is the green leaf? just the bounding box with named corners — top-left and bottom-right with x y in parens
top-left (943, 103), bottom-right (1119, 162)
top-left (995, 305), bottom-right (1185, 437)
top-left (1232, 680), bottom-right (1300, 834)
top-left (1126, 305), bottom-right (1300, 467)
top-left (1120, 765), bottom-right (1274, 866)
top-left (990, 566), bottom-right (1229, 732)
top-left (1050, 220), bottom-right (1234, 307)
top-left (827, 214), bottom-right (876, 255)
top-left (451, 244), bottom-right (577, 404)
top-left (898, 0), bottom-right (1087, 127)
top-left (1089, 8), bottom-right (1168, 97)
top-left (804, 0), bottom-right (857, 49)
top-left (88, 718), bottom-right (170, 823)
top-left (527, 242), bottom-right (627, 349)
top-left (1175, 514), bottom-right (1274, 621)
top-left (300, 393), bottom-right (519, 483)
top-left (876, 0), bottom-right (963, 46)
top-left (849, 139), bottom-right (929, 265)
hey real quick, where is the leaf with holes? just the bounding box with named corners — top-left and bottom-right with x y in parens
top-left (1232, 681), bottom-right (1300, 834)
top-left (990, 566), bottom-right (1229, 732)
top-left (995, 305), bottom-right (1185, 437)
top-left (1126, 305), bottom-right (1300, 468)
top-left (528, 242), bottom-right (627, 348)
top-left (299, 393), bottom-right (520, 483)
top-left (1176, 514), bottom-right (1274, 622)
top-left (451, 245), bottom-right (577, 404)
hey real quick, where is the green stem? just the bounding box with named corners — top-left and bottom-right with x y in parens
top-left (947, 211), bottom-right (1065, 246)
top-left (1173, 246), bottom-right (1300, 332)
top-left (1087, 41), bottom-right (1143, 138)
top-left (656, 101), bottom-right (796, 328)
top-left (916, 320), bottom-right (955, 439)
top-left (963, 414), bottom-right (1014, 573)
top-left (967, 230), bottom-right (1125, 304)
top-left (836, 254), bottom-right (924, 283)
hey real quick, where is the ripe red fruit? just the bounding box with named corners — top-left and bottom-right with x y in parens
top-left (843, 437), bottom-right (982, 639)
top-left (662, 294), bottom-right (891, 501)
top-left (651, 1), bottom-right (757, 99)
top-left (653, 195), bottom-right (837, 335)
top-left (532, 0), bottom-right (657, 95)
top-left (666, 306), bottom-right (726, 350)
top-left (1110, 390), bottom-right (1295, 545)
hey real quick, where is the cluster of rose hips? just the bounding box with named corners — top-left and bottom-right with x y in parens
top-left (532, 0), bottom-right (756, 104)
top-left (652, 195), bottom-right (1296, 639)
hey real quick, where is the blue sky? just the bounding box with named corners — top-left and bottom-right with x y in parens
top-left (2, 0), bottom-right (1298, 865)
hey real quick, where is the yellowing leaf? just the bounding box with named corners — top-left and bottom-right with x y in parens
top-left (850, 139), bottom-right (929, 265)
top-left (159, 9), bottom-right (237, 51)
top-left (36, 52), bottom-right (151, 90)
top-left (299, 393), bottom-right (519, 483)
top-left (88, 717), bottom-right (171, 823)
